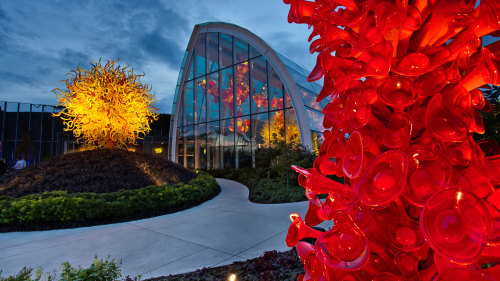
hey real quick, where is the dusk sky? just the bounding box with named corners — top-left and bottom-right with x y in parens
top-left (0, 0), bottom-right (314, 113)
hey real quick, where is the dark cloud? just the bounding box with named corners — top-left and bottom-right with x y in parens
top-left (140, 29), bottom-right (183, 68)
top-left (59, 48), bottom-right (92, 69)
top-left (0, 71), bottom-right (37, 86)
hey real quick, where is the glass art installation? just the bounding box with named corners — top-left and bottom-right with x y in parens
top-left (53, 59), bottom-right (159, 149)
top-left (283, 0), bottom-right (500, 280)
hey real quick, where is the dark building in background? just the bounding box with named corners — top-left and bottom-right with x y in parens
top-left (0, 101), bottom-right (171, 166)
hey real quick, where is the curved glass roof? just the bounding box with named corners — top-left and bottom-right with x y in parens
top-left (168, 23), bottom-right (327, 166)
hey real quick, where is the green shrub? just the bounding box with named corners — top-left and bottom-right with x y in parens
top-left (0, 256), bottom-right (136, 281)
top-left (0, 172), bottom-right (219, 230)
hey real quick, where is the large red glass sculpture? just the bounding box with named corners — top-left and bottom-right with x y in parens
top-left (283, 0), bottom-right (500, 280)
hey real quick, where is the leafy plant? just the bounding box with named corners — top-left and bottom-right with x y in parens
top-left (0, 172), bottom-right (219, 231)
top-left (0, 256), bottom-right (136, 281)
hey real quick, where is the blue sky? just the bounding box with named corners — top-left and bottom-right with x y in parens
top-left (0, 0), bottom-right (314, 113)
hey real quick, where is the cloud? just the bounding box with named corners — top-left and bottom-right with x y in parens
top-left (140, 29), bottom-right (183, 68)
top-left (59, 48), bottom-right (91, 69)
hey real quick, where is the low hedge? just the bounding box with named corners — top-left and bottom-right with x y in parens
top-left (0, 172), bottom-right (219, 232)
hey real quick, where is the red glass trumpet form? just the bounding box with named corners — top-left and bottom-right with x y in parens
top-left (284, 0), bottom-right (500, 279)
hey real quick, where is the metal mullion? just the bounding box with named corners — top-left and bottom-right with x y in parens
top-left (249, 59), bottom-right (255, 168)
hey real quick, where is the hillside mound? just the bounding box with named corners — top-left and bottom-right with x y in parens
top-left (0, 149), bottom-right (196, 198)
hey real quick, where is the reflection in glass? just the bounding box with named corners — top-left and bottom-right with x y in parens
top-left (286, 108), bottom-right (301, 145)
top-left (207, 121), bottom-right (220, 169)
top-left (208, 72), bottom-right (219, 121)
top-left (300, 86), bottom-right (321, 110)
top-left (235, 62), bottom-right (250, 117)
top-left (221, 118), bottom-right (234, 169)
top-left (188, 57), bottom-right (194, 80)
top-left (220, 67), bottom-right (234, 120)
top-left (306, 109), bottom-right (325, 132)
top-left (251, 56), bottom-right (268, 113)
top-left (185, 81), bottom-right (195, 125)
top-left (234, 37), bottom-right (249, 64)
top-left (311, 131), bottom-right (323, 155)
top-left (195, 33), bottom-right (206, 78)
top-left (250, 45), bottom-right (260, 59)
top-left (185, 125), bottom-right (195, 169)
top-left (236, 117), bottom-right (252, 168)
top-left (285, 89), bottom-right (292, 108)
top-left (252, 112), bottom-right (269, 150)
top-left (207, 32), bottom-right (219, 73)
top-left (196, 78), bottom-right (206, 123)
top-left (220, 33), bottom-right (233, 69)
top-left (177, 126), bottom-right (184, 166)
top-left (269, 64), bottom-right (284, 111)
top-left (196, 123), bottom-right (207, 169)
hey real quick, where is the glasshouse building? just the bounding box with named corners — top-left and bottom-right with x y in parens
top-left (168, 22), bottom-right (327, 170)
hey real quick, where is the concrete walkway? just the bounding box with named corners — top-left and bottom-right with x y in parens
top-left (0, 179), bottom-right (317, 278)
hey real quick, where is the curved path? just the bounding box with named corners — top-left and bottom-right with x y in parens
top-left (0, 179), bottom-right (318, 278)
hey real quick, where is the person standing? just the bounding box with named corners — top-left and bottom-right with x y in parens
top-left (13, 155), bottom-right (26, 169)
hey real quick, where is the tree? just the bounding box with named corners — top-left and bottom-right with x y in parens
top-left (481, 85), bottom-right (500, 143)
top-left (53, 59), bottom-right (159, 149)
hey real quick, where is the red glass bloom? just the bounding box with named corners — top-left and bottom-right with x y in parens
top-left (284, 0), bottom-right (500, 279)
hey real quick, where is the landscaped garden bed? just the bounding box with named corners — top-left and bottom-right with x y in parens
top-left (207, 142), bottom-right (342, 203)
top-left (147, 249), bottom-right (302, 281)
top-left (0, 149), bottom-right (220, 232)
top-left (0, 250), bottom-right (302, 281)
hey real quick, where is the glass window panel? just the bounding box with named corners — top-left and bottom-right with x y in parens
top-left (220, 33), bottom-right (233, 68)
top-left (277, 52), bottom-right (311, 76)
top-left (176, 126), bottom-right (184, 167)
top-left (269, 64), bottom-right (284, 111)
top-left (251, 112), bottom-right (269, 150)
top-left (185, 125), bottom-right (195, 169)
top-left (3, 141), bottom-right (15, 165)
top-left (207, 121), bottom-right (220, 169)
top-left (196, 78), bottom-right (207, 123)
top-left (185, 80), bottom-right (194, 107)
top-left (196, 123), bottom-right (207, 169)
top-left (311, 131), bottom-right (323, 156)
top-left (235, 62), bottom-right (250, 117)
top-left (185, 81), bottom-right (194, 125)
top-left (288, 66), bottom-right (315, 92)
top-left (4, 102), bottom-right (18, 140)
top-left (234, 37), bottom-right (248, 64)
top-left (208, 72), bottom-right (219, 121)
top-left (221, 118), bottom-right (234, 169)
top-left (306, 109), bottom-right (326, 132)
top-left (207, 32), bottom-right (219, 73)
top-left (235, 116), bottom-right (252, 168)
top-left (42, 106), bottom-right (54, 141)
top-left (195, 33), bottom-right (206, 78)
top-left (177, 101), bottom-right (184, 127)
top-left (30, 105), bottom-right (43, 141)
top-left (250, 56), bottom-right (268, 113)
top-left (285, 88), bottom-right (292, 109)
top-left (249, 45), bottom-right (260, 59)
top-left (269, 111), bottom-right (286, 146)
top-left (299, 86), bottom-right (322, 111)
top-left (18, 104), bottom-right (30, 141)
top-left (188, 56), bottom-right (194, 81)
top-left (220, 67), bottom-right (234, 119)
top-left (285, 108), bottom-right (301, 145)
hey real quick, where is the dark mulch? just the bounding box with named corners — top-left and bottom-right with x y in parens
top-left (0, 149), bottom-right (197, 197)
top-left (144, 249), bottom-right (303, 281)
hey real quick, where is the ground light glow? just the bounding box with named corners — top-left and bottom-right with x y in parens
top-left (53, 59), bottom-right (159, 149)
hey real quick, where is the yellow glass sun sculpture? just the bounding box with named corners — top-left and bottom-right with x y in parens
top-left (53, 59), bottom-right (159, 149)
